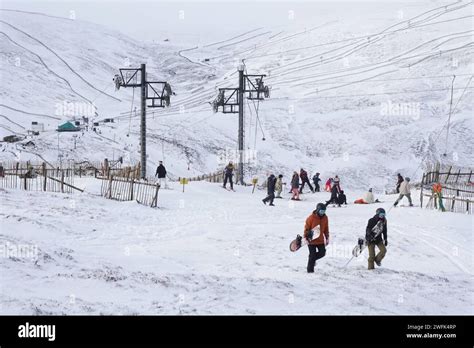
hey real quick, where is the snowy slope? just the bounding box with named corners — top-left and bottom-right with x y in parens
top-left (1, 2), bottom-right (473, 189)
top-left (0, 181), bottom-right (472, 314)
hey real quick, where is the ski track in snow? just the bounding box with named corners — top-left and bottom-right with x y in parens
top-left (0, 181), bottom-right (472, 314)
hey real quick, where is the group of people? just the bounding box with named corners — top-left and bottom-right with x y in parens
top-left (302, 203), bottom-right (388, 272)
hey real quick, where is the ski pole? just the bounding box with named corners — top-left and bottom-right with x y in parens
top-left (343, 256), bottom-right (355, 268)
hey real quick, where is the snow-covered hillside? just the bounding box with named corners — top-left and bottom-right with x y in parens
top-left (0, 2), bottom-right (473, 189)
top-left (1, 181), bottom-right (472, 314)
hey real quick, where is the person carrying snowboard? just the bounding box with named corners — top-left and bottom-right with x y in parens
top-left (290, 171), bottom-right (300, 200)
top-left (396, 173), bottom-right (404, 193)
top-left (394, 177), bottom-right (413, 207)
top-left (365, 207), bottom-right (388, 270)
top-left (275, 174), bottom-right (284, 198)
top-left (312, 172), bottom-right (321, 192)
top-left (262, 173), bottom-right (277, 206)
top-left (223, 161), bottom-right (234, 190)
top-left (303, 203), bottom-right (330, 273)
top-left (299, 168), bottom-right (314, 193)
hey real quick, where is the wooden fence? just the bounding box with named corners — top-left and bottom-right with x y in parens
top-left (420, 163), bottom-right (473, 214)
top-left (99, 176), bottom-right (160, 208)
top-left (186, 165), bottom-right (242, 184)
top-left (0, 162), bottom-right (81, 194)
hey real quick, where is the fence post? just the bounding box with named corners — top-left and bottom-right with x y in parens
top-left (151, 183), bottom-right (160, 207)
top-left (445, 166), bottom-right (452, 183)
top-left (42, 163), bottom-right (47, 191)
top-left (61, 170), bottom-right (65, 193)
top-left (108, 176), bottom-right (113, 199)
top-left (420, 174), bottom-right (424, 208)
top-left (130, 179), bottom-right (134, 201)
top-left (23, 175), bottom-right (27, 190)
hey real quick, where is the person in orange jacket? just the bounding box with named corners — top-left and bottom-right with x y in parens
top-left (303, 203), bottom-right (330, 273)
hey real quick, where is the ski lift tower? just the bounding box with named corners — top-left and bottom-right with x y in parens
top-left (212, 65), bottom-right (270, 185)
top-left (113, 64), bottom-right (173, 179)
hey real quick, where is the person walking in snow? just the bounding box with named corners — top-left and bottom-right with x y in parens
top-left (275, 174), bottom-right (284, 198)
top-left (394, 177), bottom-right (413, 207)
top-left (312, 172), bottom-right (321, 192)
top-left (303, 203), bottom-right (330, 273)
top-left (290, 171), bottom-right (300, 201)
top-left (396, 173), bottom-right (404, 193)
top-left (262, 173), bottom-right (277, 206)
top-left (155, 161), bottom-right (168, 188)
top-left (299, 168), bottom-right (314, 193)
top-left (366, 207), bottom-right (388, 270)
top-left (223, 161), bottom-right (234, 190)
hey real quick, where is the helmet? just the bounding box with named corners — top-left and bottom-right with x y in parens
top-left (376, 207), bottom-right (386, 218)
top-left (315, 203), bottom-right (327, 216)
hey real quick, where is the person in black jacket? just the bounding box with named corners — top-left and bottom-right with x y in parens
top-left (396, 173), bottom-right (404, 193)
top-left (262, 173), bottom-right (277, 206)
top-left (312, 172), bottom-right (321, 192)
top-left (325, 182), bottom-right (340, 206)
top-left (155, 161), bottom-right (167, 188)
top-left (223, 162), bottom-right (234, 190)
top-left (337, 190), bottom-right (347, 206)
top-left (299, 168), bottom-right (314, 193)
top-left (365, 207), bottom-right (388, 270)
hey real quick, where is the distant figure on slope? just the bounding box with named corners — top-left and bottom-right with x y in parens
top-left (275, 174), bottom-right (285, 198)
top-left (396, 173), bottom-right (404, 193)
top-left (325, 180), bottom-right (341, 206)
top-left (312, 172), bottom-right (321, 192)
top-left (337, 190), bottom-right (347, 205)
top-left (354, 188), bottom-right (380, 204)
top-left (290, 171), bottom-right (301, 201)
top-left (366, 208), bottom-right (388, 270)
top-left (223, 161), bottom-right (234, 190)
top-left (262, 173), bottom-right (277, 206)
top-left (393, 177), bottom-right (413, 207)
top-left (304, 203), bottom-right (330, 273)
top-left (325, 178), bottom-right (333, 192)
top-left (155, 161), bottom-right (168, 188)
top-left (299, 168), bottom-right (314, 193)
top-left (333, 175), bottom-right (341, 191)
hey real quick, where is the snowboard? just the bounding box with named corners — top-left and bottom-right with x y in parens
top-left (351, 220), bottom-right (385, 257)
top-left (289, 226), bottom-right (320, 252)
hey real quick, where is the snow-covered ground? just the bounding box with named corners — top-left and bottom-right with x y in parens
top-left (1, 180), bottom-right (472, 314)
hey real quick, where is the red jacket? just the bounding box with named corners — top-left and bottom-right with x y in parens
top-left (304, 212), bottom-right (329, 246)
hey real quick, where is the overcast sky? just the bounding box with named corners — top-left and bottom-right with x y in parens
top-left (1, 0), bottom-right (422, 43)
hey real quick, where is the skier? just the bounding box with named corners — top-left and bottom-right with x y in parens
top-left (365, 208), bottom-right (388, 270)
top-left (396, 173), bottom-right (404, 193)
top-left (155, 161), bottom-right (168, 188)
top-left (299, 168), bottom-right (314, 193)
top-left (394, 177), bottom-right (413, 207)
top-left (290, 171), bottom-right (300, 201)
top-left (325, 180), bottom-right (340, 206)
top-left (312, 172), bottom-right (321, 192)
top-left (275, 174), bottom-right (284, 198)
top-left (223, 161), bottom-right (234, 190)
top-left (303, 203), bottom-right (330, 273)
top-left (337, 190), bottom-right (347, 205)
top-left (325, 178), bottom-right (333, 192)
top-left (262, 173), bottom-right (277, 206)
